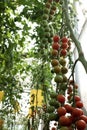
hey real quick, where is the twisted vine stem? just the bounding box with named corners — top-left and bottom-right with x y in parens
top-left (63, 0), bottom-right (87, 73)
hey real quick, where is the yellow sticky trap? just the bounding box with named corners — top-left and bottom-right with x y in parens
top-left (30, 89), bottom-right (44, 107)
top-left (28, 108), bottom-right (33, 118)
top-left (0, 91), bottom-right (4, 102)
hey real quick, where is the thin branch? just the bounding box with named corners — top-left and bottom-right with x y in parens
top-left (78, 18), bottom-right (87, 39)
top-left (63, 0), bottom-right (87, 73)
top-left (68, 58), bottom-right (79, 81)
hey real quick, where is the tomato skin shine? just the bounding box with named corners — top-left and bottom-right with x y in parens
top-left (54, 75), bottom-right (63, 83)
top-left (60, 49), bottom-right (67, 56)
top-left (59, 57), bottom-right (66, 66)
top-left (76, 101), bottom-right (83, 108)
top-left (64, 104), bottom-right (73, 113)
top-left (61, 37), bottom-right (68, 43)
top-left (76, 120), bottom-right (86, 130)
top-left (57, 107), bottom-right (66, 116)
top-left (61, 42), bottom-right (68, 49)
top-left (57, 94), bottom-right (65, 103)
top-left (72, 108), bottom-right (83, 117)
top-left (59, 116), bottom-right (72, 126)
top-left (54, 66), bottom-right (61, 73)
top-left (51, 49), bottom-right (58, 57)
top-left (79, 115), bottom-right (87, 123)
top-left (51, 59), bottom-right (59, 66)
top-left (74, 95), bottom-right (81, 102)
top-left (53, 35), bottom-right (60, 42)
top-left (52, 42), bottom-right (60, 50)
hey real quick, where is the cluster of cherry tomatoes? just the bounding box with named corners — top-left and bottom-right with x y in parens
top-left (51, 35), bottom-right (69, 85)
top-left (39, 0), bottom-right (60, 50)
top-left (48, 35), bottom-right (87, 130)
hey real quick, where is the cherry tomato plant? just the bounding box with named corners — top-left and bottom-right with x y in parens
top-left (0, 0), bottom-right (87, 130)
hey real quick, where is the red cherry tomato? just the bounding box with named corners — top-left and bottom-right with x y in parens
top-left (53, 35), bottom-right (60, 42)
top-left (76, 119), bottom-right (86, 130)
top-left (57, 94), bottom-right (65, 103)
top-left (57, 107), bottom-right (66, 116)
